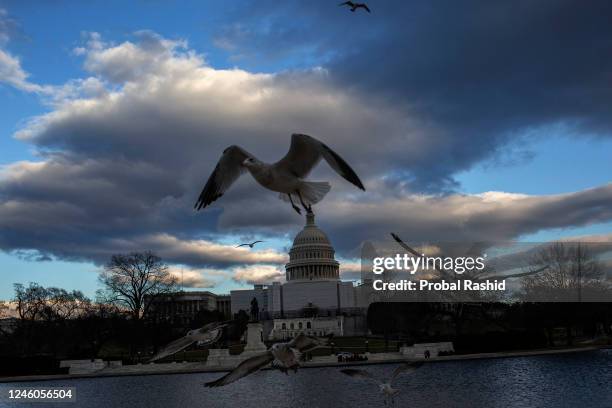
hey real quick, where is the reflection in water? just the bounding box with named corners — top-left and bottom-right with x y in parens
top-left (1, 350), bottom-right (611, 408)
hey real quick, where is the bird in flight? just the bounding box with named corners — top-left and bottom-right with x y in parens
top-left (149, 321), bottom-right (231, 362)
top-left (341, 362), bottom-right (423, 406)
top-left (204, 333), bottom-right (331, 387)
top-left (339, 1), bottom-right (371, 13)
top-left (236, 240), bottom-right (264, 248)
top-left (194, 134), bottom-right (365, 215)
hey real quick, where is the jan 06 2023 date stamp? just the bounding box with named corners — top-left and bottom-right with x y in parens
top-left (2, 388), bottom-right (76, 403)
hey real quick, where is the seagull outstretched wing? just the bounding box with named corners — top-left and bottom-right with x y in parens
top-left (204, 351), bottom-right (274, 387)
top-left (390, 361), bottom-right (423, 382)
top-left (274, 134), bottom-right (365, 190)
top-left (288, 333), bottom-right (331, 352)
top-left (341, 368), bottom-right (382, 384)
top-left (150, 321), bottom-right (228, 362)
top-left (195, 323), bottom-right (226, 344)
top-left (195, 146), bottom-right (253, 210)
top-left (150, 337), bottom-right (195, 362)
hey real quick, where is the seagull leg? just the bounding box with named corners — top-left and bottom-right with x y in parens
top-left (288, 194), bottom-right (301, 215)
top-left (296, 191), bottom-right (312, 213)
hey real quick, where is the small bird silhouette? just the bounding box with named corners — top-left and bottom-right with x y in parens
top-left (236, 240), bottom-right (264, 248)
top-left (339, 1), bottom-right (371, 13)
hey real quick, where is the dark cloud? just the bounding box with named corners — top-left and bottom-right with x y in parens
top-left (218, 0), bottom-right (612, 190)
top-left (218, 184), bottom-right (612, 252)
top-left (0, 22), bottom-right (611, 273)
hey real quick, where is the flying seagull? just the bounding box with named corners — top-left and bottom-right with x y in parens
top-left (341, 362), bottom-right (423, 406)
top-left (236, 240), bottom-right (264, 248)
top-left (339, 1), bottom-right (371, 13)
top-left (204, 333), bottom-right (331, 387)
top-left (195, 134), bottom-right (365, 215)
top-left (150, 321), bottom-right (230, 362)
top-left (391, 233), bottom-right (550, 281)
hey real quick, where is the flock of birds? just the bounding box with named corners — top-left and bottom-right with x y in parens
top-left (151, 321), bottom-right (422, 405)
top-left (190, 4), bottom-right (393, 401)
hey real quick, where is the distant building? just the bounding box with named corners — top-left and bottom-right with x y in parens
top-left (269, 316), bottom-right (343, 340)
top-left (231, 212), bottom-right (366, 338)
top-left (215, 294), bottom-right (231, 319)
top-left (148, 291), bottom-right (229, 324)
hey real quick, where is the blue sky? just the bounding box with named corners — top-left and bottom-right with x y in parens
top-left (0, 1), bottom-right (611, 300)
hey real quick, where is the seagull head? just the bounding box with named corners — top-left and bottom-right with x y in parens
top-left (242, 157), bottom-right (262, 170)
top-left (271, 343), bottom-right (289, 353)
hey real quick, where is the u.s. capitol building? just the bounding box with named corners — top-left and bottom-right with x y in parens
top-left (231, 212), bottom-right (366, 339)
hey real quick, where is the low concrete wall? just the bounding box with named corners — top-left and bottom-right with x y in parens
top-left (59, 359), bottom-right (107, 375)
top-left (400, 342), bottom-right (454, 358)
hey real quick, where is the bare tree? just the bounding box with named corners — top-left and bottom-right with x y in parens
top-left (46, 288), bottom-right (91, 320)
top-left (521, 242), bottom-right (608, 302)
top-left (13, 283), bottom-right (90, 321)
top-left (98, 251), bottom-right (178, 320)
top-left (521, 242), bottom-right (610, 345)
top-left (14, 283), bottom-right (49, 321)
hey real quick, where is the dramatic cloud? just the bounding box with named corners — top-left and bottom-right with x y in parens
top-left (0, 27), bottom-right (611, 284)
top-left (217, 0), bottom-right (612, 190)
top-left (217, 182), bottom-right (612, 250)
top-left (0, 30), bottom-right (421, 263)
top-left (137, 234), bottom-right (287, 266)
top-left (327, 183), bottom-right (612, 247)
top-left (167, 266), bottom-right (224, 288)
top-left (232, 264), bottom-right (284, 285)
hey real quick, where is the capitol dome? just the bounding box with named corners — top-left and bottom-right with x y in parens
top-left (285, 212), bottom-right (339, 282)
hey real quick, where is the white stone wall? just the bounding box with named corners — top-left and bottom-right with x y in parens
top-left (233, 280), bottom-right (358, 316)
top-left (281, 281), bottom-right (340, 311)
top-left (400, 342), bottom-right (454, 358)
top-left (268, 316), bottom-right (343, 340)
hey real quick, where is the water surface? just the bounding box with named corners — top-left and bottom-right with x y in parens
top-left (1, 350), bottom-right (610, 408)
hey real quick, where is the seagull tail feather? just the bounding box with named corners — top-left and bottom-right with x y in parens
top-left (300, 181), bottom-right (331, 205)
